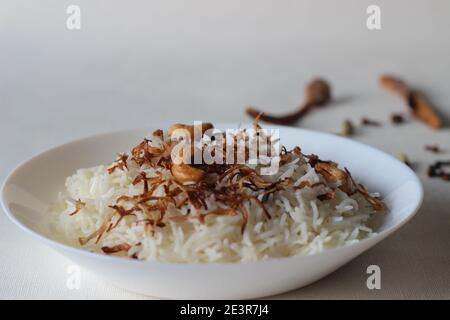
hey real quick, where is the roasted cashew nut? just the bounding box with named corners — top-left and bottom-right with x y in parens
top-left (171, 163), bottom-right (205, 184)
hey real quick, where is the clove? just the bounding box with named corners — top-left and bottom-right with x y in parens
top-left (391, 113), bottom-right (405, 124)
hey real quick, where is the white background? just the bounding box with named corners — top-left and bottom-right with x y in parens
top-left (0, 0), bottom-right (449, 299)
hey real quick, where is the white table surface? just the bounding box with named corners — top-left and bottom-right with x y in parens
top-left (1, 0), bottom-right (449, 299)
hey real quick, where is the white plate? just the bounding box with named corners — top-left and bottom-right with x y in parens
top-left (1, 123), bottom-right (423, 299)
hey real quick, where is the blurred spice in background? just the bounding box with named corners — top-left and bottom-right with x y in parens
top-left (246, 79), bottom-right (332, 125)
top-left (244, 74), bottom-right (449, 182)
top-left (379, 75), bottom-right (443, 129)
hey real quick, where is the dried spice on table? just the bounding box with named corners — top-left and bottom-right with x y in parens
top-left (425, 145), bottom-right (442, 154)
top-left (428, 161), bottom-right (450, 181)
top-left (246, 78), bottom-right (332, 125)
top-left (361, 117), bottom-right (381, 127)
top-left (380, 75), bottom-right (443, 129)
top-left (391, 113), bottom-right (405, 124)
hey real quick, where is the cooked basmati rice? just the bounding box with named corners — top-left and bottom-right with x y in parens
top-left (48, 129), bottom-right (382, 263)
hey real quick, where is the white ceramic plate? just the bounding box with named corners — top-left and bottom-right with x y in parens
top-left (1, 123), bottom-right (423, 299)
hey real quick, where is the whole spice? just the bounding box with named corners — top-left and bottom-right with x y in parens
top-left (380, 75), bottom-right (443, 129)
top-left (361, 117), bottom-right (381, 127)
top-left (246, 78), bottom-right (332, 125)
top-left (425, 145), bottom-right (441, 154)
top-left (398, 153), bottom-right (412, 168)
top-left (391, 113), bottom-right (405, 124)
top-left (340, 119), bottom-right (354, 136)
top-left (428, 161), bottom-right (450, 181)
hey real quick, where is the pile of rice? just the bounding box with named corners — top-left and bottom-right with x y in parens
top-left (49, 126), bottom-right (383, 263)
